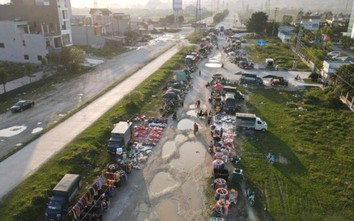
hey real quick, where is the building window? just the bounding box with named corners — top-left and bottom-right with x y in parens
top-left (24, 55), bottom-right (29, 60)
top-left (0, 43), bottom-right (4, 48)
top-left (23, 40), bottom-right (26, 46)
top-left (37, 55), bottom-right (43, 61)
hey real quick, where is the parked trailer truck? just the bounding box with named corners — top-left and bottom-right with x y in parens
top-left (45, 174), bottom-right (82, 221)
top-left (235, 113), bottom-right (267, 131)
top-left (108, 121), bottom-right (133, 153)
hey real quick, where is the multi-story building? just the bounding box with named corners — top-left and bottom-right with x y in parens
top-left (347, 2), bottom-right (354, 39)
top-left (301, 15), bottom-right (320, 32)
top-left (0, 0), bottom-right (73, 64)
top-left (71, 9), bottom-right (131, 48)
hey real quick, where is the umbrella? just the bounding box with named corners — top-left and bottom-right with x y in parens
top-left (213, 83), bottom-right (224, 91)
top-left (163, 92), bottom-right (178, 99)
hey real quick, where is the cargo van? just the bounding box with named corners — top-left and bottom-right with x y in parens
top-left (235, 113), bottom-right (267, 131)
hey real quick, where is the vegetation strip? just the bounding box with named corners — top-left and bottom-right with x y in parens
top-left (0, 46), bottom-right (195, 221)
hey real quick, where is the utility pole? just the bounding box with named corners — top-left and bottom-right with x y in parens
top-left (292, 26), bottom-right (303, 70)
top-left (195, 0), bottom-right (202, 32)
top-left (272, 7), bottom-right (278, 36)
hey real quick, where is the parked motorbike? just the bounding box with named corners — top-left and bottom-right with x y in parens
top-left (246, 189), bottom-right (255, 206)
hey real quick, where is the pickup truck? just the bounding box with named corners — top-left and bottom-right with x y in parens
top-left (45, 174), bottom-right (82, 221)
top-left (235, 113), bottom-right (267, 131)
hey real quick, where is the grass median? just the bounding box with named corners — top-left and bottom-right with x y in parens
top-left (239, 88), bottom-right (354, 220)
top-left (0, 46), bottom-right (195, 221)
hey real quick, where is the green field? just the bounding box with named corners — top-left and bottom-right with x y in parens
top-left (240, 88), bottom-right (354, 220)
top-left (0, 46), bottom-right (194, 221)
top-left (247, 39), bottom-right (310, 71)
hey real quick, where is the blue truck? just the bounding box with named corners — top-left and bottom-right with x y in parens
top-left (45, 174), bottom-right (82, 221)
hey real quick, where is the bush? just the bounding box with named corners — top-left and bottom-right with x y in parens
top-left (309, 72), bottom-right (320, 82)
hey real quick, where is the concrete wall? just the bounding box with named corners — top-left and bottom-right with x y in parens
top-left (0, 21), bottom-right (47, 64)
top-left (71, 25), bottom-right (105, 48)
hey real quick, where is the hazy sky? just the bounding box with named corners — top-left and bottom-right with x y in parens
top-left (0, 0), bottom-right (157, 8)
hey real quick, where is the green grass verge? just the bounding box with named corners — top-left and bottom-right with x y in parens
top-left (247, 38), bottom-right (310, 71)
top-left (0, 46), bottom-right (195, 221)
top-left (239, 88), bottom-right (354, 220)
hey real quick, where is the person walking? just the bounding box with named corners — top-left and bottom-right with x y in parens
top-left (199, 70), bottom-right (201, 76)
top-left (207, 115), bottom-right (212, 125)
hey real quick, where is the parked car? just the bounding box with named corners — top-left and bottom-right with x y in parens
top-left (10, 100), bottom-right (35, 113)
top-left (326, 51), bottom-right (340, 57)
top-left (238, 61), bottom-right (254, 69)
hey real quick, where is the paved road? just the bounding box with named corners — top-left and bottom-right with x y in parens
top-left (0, 29), bottom-right (192, 158)
top-left (0, 41), bottom-right (187, 199)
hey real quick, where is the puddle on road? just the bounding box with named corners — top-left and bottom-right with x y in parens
top-left (186, 110), bottom-right (198, 117)
top-left (162, 141), bottom-right (177, 159)
top-left (177, 119), bottom-right (196, 131)
top-left (162, 135), bottom-right (187, 158)
top-left (153, 200), bottom-right (184, 221)
top-left (0, 125), bottom-right (27, 138)
top-left (31, 127), bottom-right (43, 134)
top-left (205, 63), bottom-right (223, 68)
top-left (149, 172), bottom-right (179, 197)
top-left (170, 141), bottom-right (206, 170)
top-left (182, 179), bottom-right (204, 211)
top-left (189, 104), bottom-right (207, 109)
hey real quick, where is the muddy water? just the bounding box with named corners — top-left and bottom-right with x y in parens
top-left (170, 141), bottom-right (206, 170)
top-left (161, 135), bottom-right (187, 159)
top-left (177, 119), bottom-right (196, 131)
top-left (152, 200), bottom-right (185, 221)
top-left (161, 141), bottom-right (176, 159)
top-left (186, 110), bottom-right (198, 117)
top-left (182, 179), bottom-right (203, 210)
top-left (149, 172), bottom-right (179, 197)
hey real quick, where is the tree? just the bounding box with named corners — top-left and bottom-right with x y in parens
top-left (24, 63), bottom-right (34, 83)
top-left (340, 36), bottom-right (354, 48)
top-left (246, 11), bottom-right (268, 35)
top-left (47, 46), bottom-right (85, 73)
top-left (282, 15), bottom-right (293, 25)
top-left (332, 65), bottom-right (354, 95)
top-left (0, 67), bottom-right (9, 93)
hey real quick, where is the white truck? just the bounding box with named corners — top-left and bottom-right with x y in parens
top-left (235, 113), bottom-right (267, 131)
top-left (108, 121), bottom-right (133, 153)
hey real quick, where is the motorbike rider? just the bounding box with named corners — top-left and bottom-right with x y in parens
top-left (172, 111), bottom-right (177, 120)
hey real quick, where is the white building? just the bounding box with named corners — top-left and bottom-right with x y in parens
top-left (0, 0), bottom-right (73, 64)
top-left (0, 20), bottom-right (47, 64)
top-left (321, 60), bottom-right (350, 80)
top-left (277, 26), bottom-right (295, 42)
top-left (347, 2), bottom-right (354, 38)
top-left (301, 15), bottom-right (320, 32)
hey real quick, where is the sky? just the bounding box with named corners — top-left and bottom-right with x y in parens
top-left (0, 0), bottom-right (155, 8)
